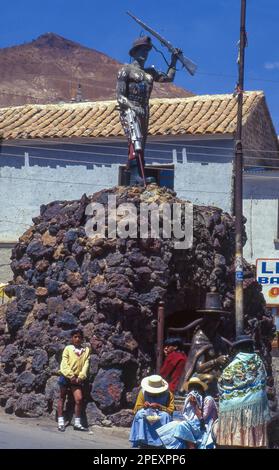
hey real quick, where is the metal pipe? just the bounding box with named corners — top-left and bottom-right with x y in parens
top-left (235, 0), bottom-right (247, 337)
top-left (156, 301), bottom-right (165, 373)
top-left (168, 318), bottom-right (203, 334)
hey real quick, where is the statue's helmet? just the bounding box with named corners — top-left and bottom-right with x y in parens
top-left (129, 36), bottom-right (153, 57)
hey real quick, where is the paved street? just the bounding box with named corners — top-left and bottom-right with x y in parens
top-left (0, 411), bottom-right (130, 449)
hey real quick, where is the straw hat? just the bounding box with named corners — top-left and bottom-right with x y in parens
top-left (184, 376), bottom-right (208, 392)
top-left (141, 375), bottom-right (169, 394)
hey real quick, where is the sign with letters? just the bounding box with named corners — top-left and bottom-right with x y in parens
top-left (256, 259), bottom-right (279, 305)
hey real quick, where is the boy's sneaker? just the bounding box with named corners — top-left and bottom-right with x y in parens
top-left (58, 424), bottom-right (65, 432)
top-left (74, 424), bottom-right (88, 431)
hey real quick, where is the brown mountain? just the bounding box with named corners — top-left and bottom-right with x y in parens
top-left (0, 33), bottom-right (193, 107)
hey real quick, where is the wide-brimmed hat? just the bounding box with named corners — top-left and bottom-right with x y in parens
top-left (196, 292), bottom-right (228, 315)
top-left (184, 375), bottom-right (208, 392)
top-left (141, 375), bottom-right (169, 394)
top-left (129, 36), bottom-right (152, 57)
top-left (232, 335), bottom-right (254, 349)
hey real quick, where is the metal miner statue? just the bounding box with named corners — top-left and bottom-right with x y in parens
top-left (116, 36), bottom-right (179, 185)
top-left (179, 293), bottom-right (230, 397)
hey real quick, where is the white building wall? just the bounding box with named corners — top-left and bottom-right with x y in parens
top-left (243, 174), bottom-right (279, 264)
top-left (243, 198), bottom-right (278, 263)
top-left (0, 163), bottom-right (119, 242)
top-left (174, 160), bottom-right (233, 214)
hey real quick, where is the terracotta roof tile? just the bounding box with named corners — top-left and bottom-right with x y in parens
top-left (0, 91), bottom-right (267, 140)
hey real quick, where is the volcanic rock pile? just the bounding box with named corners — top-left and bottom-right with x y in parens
top-left (0, 185), bottom-right (276, 426)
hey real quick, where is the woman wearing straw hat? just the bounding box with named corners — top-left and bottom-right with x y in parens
top-left (129, 374), bottom-right (175, 448)
top-left (156, 375), bottom-right (218, 449)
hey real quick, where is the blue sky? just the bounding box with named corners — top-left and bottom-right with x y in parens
top-left (1, 0), bottom-right (279, 133)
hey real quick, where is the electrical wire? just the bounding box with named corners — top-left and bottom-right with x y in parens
top-left (2, 139), bottom-right (279, 155)
top-left (0, 175), bottom-right (113, 186)
top-left (2, 68), bottom-right (279, 89)
top-left (0, 218), bottom-right (30, 226)
top-left (1, 150), bottom-right (279, 167)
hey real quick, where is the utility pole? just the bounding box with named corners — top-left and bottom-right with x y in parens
top-left (234, 0), bottom-right (247, 337)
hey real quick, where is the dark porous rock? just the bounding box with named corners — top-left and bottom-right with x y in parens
top-left (123, 303), bottom-right (140, 317)
top-left (34, 372), bottom-right (49, 392)
top-left (36, 305), bottom-right (49, 321)
top-left (64, 257), bottom-right (80, 272)
top-left (79, 307), bottom-right (97, 324)
top-left (91, 368), bottom-right (124, 413)
top-left (129, 252), bottom-right (148, 267)
top-left (99, 349), bottom-right (137, 369)
top-left (49, 224), bottom-right (59, 236)
top-left (16, 371), bottom-right (36, 392)
top-left (85, 402), bottom-right (106, 426)
top-left (87, 260), bottom-right (102, 276)
top-left (99, 297), bottom-right (123, 319)
top-left (73, 287), bottom-right (87, 301)
top-left (47, 296), bottom-right (64, 315)
top-left (5, 300), bottom-right (30, 334)
top-left (46, 342), bottom-right (64, 357)
top-left (36, 287), bottom-right (48, 299)
top-left (63, 230), bottom-right (78, 245)
top-left (82, 322), bottom-right (95, 341)
top-left (64, 298), bottom-right (86, 317)
top-left (138, 286), bottom-right (165, 307)
top-left (45, 376), bottom-right (60, 402)
top-left (148, 256), bottom-right (168, 271)
top-left (3, 284), bottom-right (16, 298)
top-left (13, 256), bottom-right (33, 273)
top-left (26, 239), bottom-right (54, 260)
top-left (14, 393), bottom-right (46, 417)
top-left (5, 397), bottom-right (16, 415)
top-left (1, 344), bottom-right (19, 365)
top-left (110, 332), bottom-right (138, 352)
top-left (56, 312), bottom-right (78, 329)
top-left (106, 253), bottom-right (124, 267)
top-left (23, 321), bottom-right (49, 348)
top-left (66, 271), bottom-right (83, 288)
top-left (58, 283), bottom-right (73, 299)
top-left (32, 349), bottom-right (48, 373)
top-left (114, 287), bottom-right (132, 301)
top-left (48, 355), bottom-right (60, 373)
top-left (1, 185), bottom-right (275, 421)
top-left (126, 386), bottom-right (140, 407)
top-left (88, 354), bottom-right (100, 380)
top-left (110, 409), bottom-right (134, 427)
top-left (46, 280), bottom-right (59, 296)
top-left (16, 286), bottom-right (36, 310)
top-left (14, 357), bottom-right (27, 374)
top-left (106, 273), bottom-right (131, 288)
top-left (134, 266), bottom-right (152, 282)
top-left (35, 259), bottom-right (50, 273)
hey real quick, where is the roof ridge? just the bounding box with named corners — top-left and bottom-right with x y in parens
top-left (0, 91), bottom-right (265, 112)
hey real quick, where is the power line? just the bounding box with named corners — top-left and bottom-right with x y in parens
top-left (0, 151), bottom-right (126, 165)
top-left (197, 70), bottom-right (279, 85)
top-left (1, 150), bottom-right (279, 168)
top-left (0, 218), bottom-right (30, 227)
top-left (0, 174), bottom-right (114, 187)
top-left (2, 139), bottom-right (279, 155)
top-left (2, 68), bottom-right (279, 91)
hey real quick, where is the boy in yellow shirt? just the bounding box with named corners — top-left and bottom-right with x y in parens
top-left (57, 329), bottom-right (90, 432)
